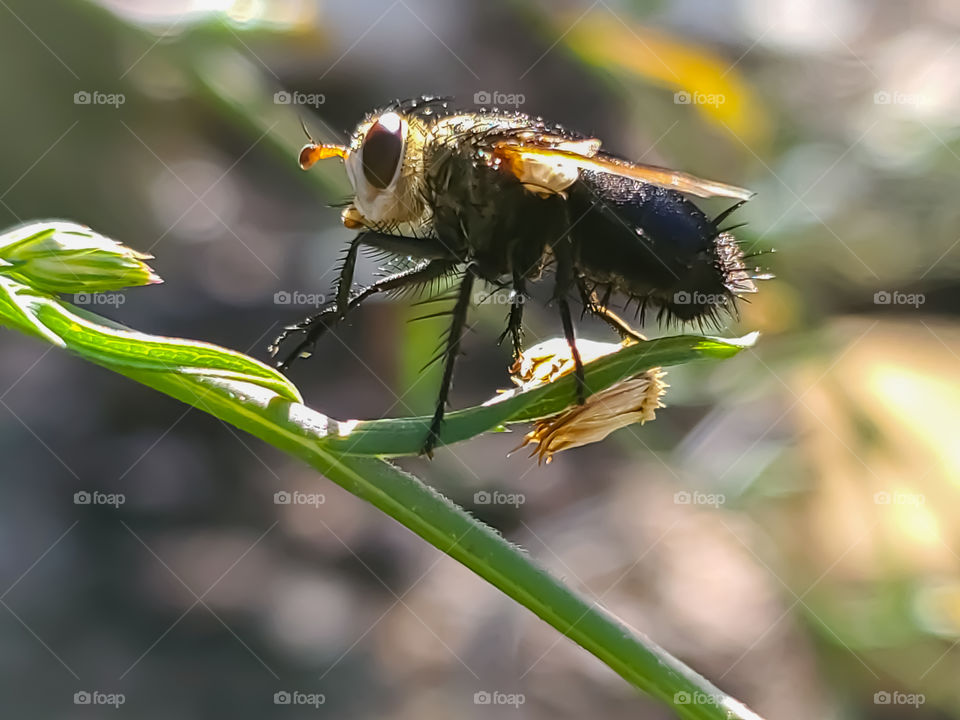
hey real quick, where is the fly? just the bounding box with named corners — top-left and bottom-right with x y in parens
top-left (271, 96), bottom-right (766, 456)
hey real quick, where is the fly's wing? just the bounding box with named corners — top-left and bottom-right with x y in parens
top-left (490, 137), bottom-right (754, 201)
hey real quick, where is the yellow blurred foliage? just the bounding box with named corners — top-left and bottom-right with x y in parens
top-left (562, 13), bottom-right (770, 148)
top-left (794, 319), bottom-right (960, 579)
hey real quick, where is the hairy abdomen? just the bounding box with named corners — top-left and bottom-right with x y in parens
top-left (567, 170), bottom-right (754, 324)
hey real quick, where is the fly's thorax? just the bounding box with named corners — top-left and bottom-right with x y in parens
top-left (426, 111), bottom-right (545, 141)
top-left (421, 112), bottom-right (534, 176)
top-left (424, 112), bottom-right (591, 199)
top-left (423, 112), bottom-right (534, 167)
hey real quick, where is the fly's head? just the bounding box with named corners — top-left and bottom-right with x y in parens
top-left (299, 109), bottom-right (432, 233)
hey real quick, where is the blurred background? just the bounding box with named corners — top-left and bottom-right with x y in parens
top-left (0, 0), bottom-right (957, 717)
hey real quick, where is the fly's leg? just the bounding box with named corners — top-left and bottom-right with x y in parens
top-left (271, 258), bottom-right (457, 372)
top-left (552, 236), bottom-right (586, 405)
top-left (576, 279), bottom-right (646, 343)
top-left (422, 267), bottom-right (475, 457)
top-left (557, 296), bottom-right (586, 404)
top-left (269, 235), bottom-right (360, 368)
top-left (497, 272), bottom-right (527, 360)
top-left (334, 235), bottom-right (361, 318)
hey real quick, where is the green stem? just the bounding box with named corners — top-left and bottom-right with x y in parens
top-left (113, 369), bottom-right (762, 720)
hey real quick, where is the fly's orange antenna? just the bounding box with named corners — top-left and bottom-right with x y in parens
top-left (297, 118), bottom-right (347, 170)
top-left (299, 143), bottom-right (347, 170)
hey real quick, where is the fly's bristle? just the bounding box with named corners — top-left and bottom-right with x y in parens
top-left (412, 293), bottom-right (459, 307)
top-left (713, 199), bottom-right (749, 227)
top-left (360, 246), bottom-right (395, 263)
top-left (719, 222), bottom-right (749, 233)
top-left (409, 309), bottom-right (455, 323)
top-left (742, 248), bottom-right (776, 261)
top-left (420, 349), bottom-right (448, 373)
top-left (715, 231), bottom-right (761, 296)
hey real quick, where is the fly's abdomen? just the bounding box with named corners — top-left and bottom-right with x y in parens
top-left (568, 170), bottom-right (755, 324)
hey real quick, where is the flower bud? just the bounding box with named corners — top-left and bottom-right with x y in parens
top-left (0, 222), bottom-right (161, 294)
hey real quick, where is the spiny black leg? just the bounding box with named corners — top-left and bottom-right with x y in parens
top-left (270, 235), bottom-right (361, 369)
top-left (497, 273), bottom-right (526, 360)
top-left (577, 279), bottom-right (645, 342)
top-left (272, 307), bottom-right (341, 372)
top-left (423, 268), bottom-right (475, 457)
top-left (558, 296), bottom-right (586, 404)
top-left (335, 236), bottom-right (362, 318)
top-left (589, 302), bottom-right (644, 343)
top-left (552, 236), bottom-right (586, 405)
top-left (271, 259), bottom-right (456, 372)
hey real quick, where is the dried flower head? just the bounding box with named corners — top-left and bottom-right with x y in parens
top-left (510, 338), bottom-right (668, 464)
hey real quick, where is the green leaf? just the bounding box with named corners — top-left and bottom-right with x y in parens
top-left (0, 275), bottom-right (301, 403)
top-left (321, 332), bottom-right (758, 456)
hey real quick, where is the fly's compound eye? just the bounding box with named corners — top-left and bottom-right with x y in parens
top-left (361, 112), bottom-right (405, 190)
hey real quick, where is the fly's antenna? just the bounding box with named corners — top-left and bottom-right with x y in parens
top-left (297, 117), bottom-right (348, 170)
top-left (299, 116), bottom-right (317, 145)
